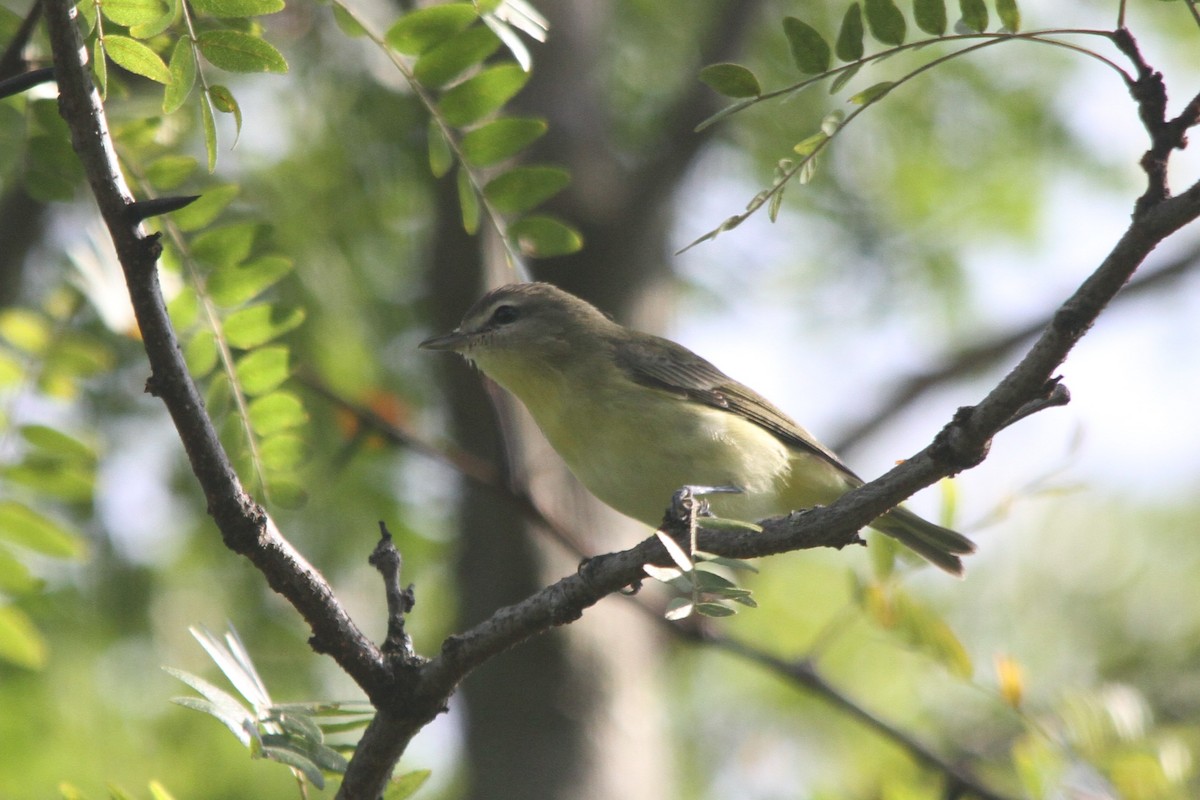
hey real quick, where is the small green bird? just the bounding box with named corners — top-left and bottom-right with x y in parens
top-left (421, 282), bottom-right (975, 575)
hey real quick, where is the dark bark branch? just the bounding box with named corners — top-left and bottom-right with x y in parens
top-left (0, 0), bottom-right (42, 81)
top-left (43, 0), bottom-right (389, 699)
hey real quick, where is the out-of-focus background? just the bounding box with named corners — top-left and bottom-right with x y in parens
top-left (2, 1), bottom-right (1199, 798)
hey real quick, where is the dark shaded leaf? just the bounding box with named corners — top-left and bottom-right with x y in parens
top-left (835, 3), bottom-right (864, 62)
top-left (914, 0), bottom-right (948, 35)
top-left (438, 63), bottom-right (528, 127)
top-left (509, 215), bottom-right (583, 257)
top-left (698, 63), bottom-right (761, 98)
top-left (483, 165), bottom-right (569, 214)
top-left (782, 16), bottom-right (830, 74)
top-left (864, 0), bottom-right (906, 45)
top-left (456, 166), bottom-right (479, 234)
top-left (958, 0), bottom-right (988, 32)
top-left (428, 118), bottom-right (453, 178)
top-left (996, 0), bottom-right (1020, 32)
top-left (413, 24), bottom-right (502, 88)
top-left (460, 117), bottom-right (547, 166)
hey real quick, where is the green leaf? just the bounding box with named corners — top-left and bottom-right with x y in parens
top-left (99, 0), bottom-right (167, 28)
top-left (223, 304), bottom-right (305, 349)
top-left (235, 346), bottom-right (290, 395)
top-left (0, 605), bottom-right (47, 669)
top-left (129, 0), bottom-right (178, 38)
top-left (200, 92), bottom-right (217, 171)
top-left (247, 392), bottom-right (307, 436)
top-left (694, 602), bottom-right (736, 618)
top-left (209, 85), bottom-right (243, 141)
top-left (385, 770), bottom-right (432, 800)
top-left (835, 4), bottom-right (864, 62)
top-left (93, 38), bottom-right (107, 98)
top-left (146, 154), bottom-right (198, 190)
top-left (104, 35), bottom-right (173, 84)
top-left (20, 425), bottom-right (95, 463)
top-left (183, 329), bottom-right (220, 377)
top-left (163, 39), bottom-right (197, 113)
top-left (996, 0), bottom-right (1020, 31)
top-left (438, 63), bottom-right (529, 127)
top-left (385, 3), bottom-right (478, 55)
top-left (190, 0), bottom-right (283, 18)
top-left (0, 501), bottom-right (86, 559)
top-left (698, 63), bottom-right (761, 98)
top-left (332, 5), bottom-right (366, 37)
top-left (172, 184), bottom-right (239, 231)
top-left (208, 255), bottom-right (293, 307)
top-left (0, 545), bottom-right (39, 595)
top-left (413, 24), bottom-right (502, 88)
top-left (191, 222), bottom-right (259, 268)
top-left (958, 0), bottom-right (988, 32)
top-left (0, 309), bottom-right (50, 355)
top-left (483, 165), bottom-right (570, 214)
top-left (460, 117), bottom-right (547, 167)
top-left (259, 433), bottom-right (307, 470)
top-left (258, 744), bottom-right (324, 789)
top-left (428, 118), bottom-right (453, 178)
top-left (793, 131), bottom-right (828, 156)
top-left (196, 30), bottom-right (288, 73)
top-left (864, 0), bottom-right (906, 45)
top-left (782, 17), bottom-right (830, 75)
top-left (849, 80), bottom-right (895, 104)
top-left (456, 166), bottom-right (479, 234)
top-left (914, 0), bottom-right (948, 35)
top-left (508, 214), bottom-right (583, 257)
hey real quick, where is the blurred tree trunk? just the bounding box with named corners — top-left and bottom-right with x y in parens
top-left (425, 3), bottom-right (761, 797)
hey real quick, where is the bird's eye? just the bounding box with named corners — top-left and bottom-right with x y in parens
top-left (490, 304), bottom-right (519, 325)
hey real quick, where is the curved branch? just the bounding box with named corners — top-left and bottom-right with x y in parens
top-left (43, 0), bottom-right (389, 698)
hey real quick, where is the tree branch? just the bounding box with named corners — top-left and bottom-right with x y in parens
top-left (43, 0), bottom-right (390, 699)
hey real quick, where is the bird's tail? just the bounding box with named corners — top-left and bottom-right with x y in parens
top-left (871, 506), bottom-right (976, 577)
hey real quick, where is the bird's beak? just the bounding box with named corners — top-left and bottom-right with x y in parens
top-left (419, 329), bottom-right (472, 352)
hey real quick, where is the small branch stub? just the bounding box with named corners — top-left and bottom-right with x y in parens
top-left (370, 521), bottom-right (417, 660)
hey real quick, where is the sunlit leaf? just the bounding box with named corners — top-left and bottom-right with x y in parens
top-left (385, 3), bottom-right (478, 55)
top-left (190, 0), bottom-right (283, 17)
top-left (782, 17), bottom-right (830, 75)
top-left (129, 0), bottom-right (177, 38)
top-left (20, 425), bottom-right (95, 463)
top-left (235, 346), bottom-right (290, 395)
top-left (655, 530), bottom-right (694, 572)
top-left (835, 3), bottom-right (864, 62)
top-left (664, 598), bottom-right (693, 620)
top-left (191, 222), bottom-right (260, 268)
top-left (864, 0), bottom-right (906, 45)
top-left (0, 604), bottom-right (47, 669)
top-left (208, 85), bottom-right (242, 141)
top-left (104, 35), bottom-right (172, 84)
top-left (482, 165), bottom-right (569, 214)
top-left (456, 166), bottom-right (479, 234)
top-left (849, 80), bottom-right (895, 104)
top-left (247, 392), bottom-right (307, 436)
top-left (438, 63), bottom-right (528, 127)
top-left (163, 39), bottom-right (197, 113)
top-left (172, 184), bottom-right (239, 231)
top-left (0, 310), bottom-right (50, 355)
top-left (223, 304), bottom-right (305, 349)
top-left (698, 63), bottom-right (761, 98)
top-left (508, 214), bottom-right (583, 257)
top-left (99, 0), bottom-right (166, 28)
top-left (208, 255), bottom-right (293, 307)
top-left (914, 0), bottom-right (948, 35)
top-left (146, 154), bottom-right (199, 190)
top-left (460, 117), bottom-right (547, 166)
top-left (0, 545), bottom-right (39, 595)
top-left (428, 118), bottom-right (453, 178)
top-left (0, 501), bottom-right (86, 558)
top-left (995, 653), bottom-right (1025, 708)
top-left (183, 329), bottom-right (219, 377)
top-left (413, 24), bottom-right (502, 88)
top-left (259, 433), bottom-right (307, 470)
top-left (196, 30), bottom-right (288, 74)
top-left (385, 770), bottom-right (432, 800)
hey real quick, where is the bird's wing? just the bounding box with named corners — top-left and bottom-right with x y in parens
top-left (612, 332), bottom-right (861, 482)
